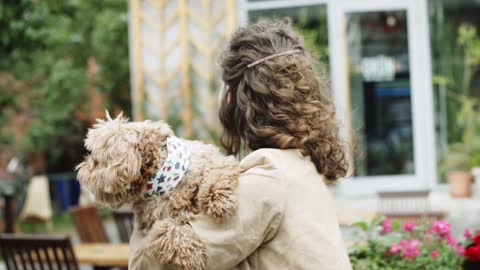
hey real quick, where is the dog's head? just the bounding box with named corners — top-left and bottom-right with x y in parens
top-left (76, 112), bottom-right (173, 208)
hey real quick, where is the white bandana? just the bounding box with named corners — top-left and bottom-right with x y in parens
top-left (144, 136), bottom-right (191, 198)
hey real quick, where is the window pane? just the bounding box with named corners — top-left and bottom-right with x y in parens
top-left (347, 11), bottom-right (415, 176)
top-left (248, 5), bottom-right (329, 67)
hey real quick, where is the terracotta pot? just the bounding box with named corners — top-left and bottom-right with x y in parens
top-left (447, 171), bottom-right (473, 198)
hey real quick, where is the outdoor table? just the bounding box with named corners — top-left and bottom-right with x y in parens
top-left (74, 243), bottom-right (130, 269)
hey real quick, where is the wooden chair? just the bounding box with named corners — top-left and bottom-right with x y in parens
top-left (70, 205), bottom-right (109, 243)
top-left (112, 210), bottom-right (134, 243)
top-left (0, 234), bottom-right (79, 270)
top-left (377, 190), bottom-right (446, 223)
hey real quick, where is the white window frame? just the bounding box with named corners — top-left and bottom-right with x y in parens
top-left (241, 0), bottom-right (437, 195)
top-left (240, 0), bottom-right (328, 25)
top-left (328, 0), bottom-right (436, 195)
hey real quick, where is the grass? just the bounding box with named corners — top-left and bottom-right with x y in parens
top-left (17, 205), bottom-right (113, 234)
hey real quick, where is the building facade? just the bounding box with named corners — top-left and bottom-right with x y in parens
top-left (129, 0), bottom-right (480, 195)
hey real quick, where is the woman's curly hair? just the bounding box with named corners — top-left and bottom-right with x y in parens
top-left (219, 19), bottom-right (348, 181)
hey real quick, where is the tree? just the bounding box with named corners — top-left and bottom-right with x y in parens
top-left (0, 0), bottom-right (131, 173)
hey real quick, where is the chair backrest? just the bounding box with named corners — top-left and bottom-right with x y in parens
top-left (70, 206), bottom-right (109, 243)
top-left (112, 210), bottom-right (134, 243)
top-left (0, 234), bottom-right (79, 270)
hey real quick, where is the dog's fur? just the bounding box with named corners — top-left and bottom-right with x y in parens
top-left (76, 113), bottom-right (240, 270)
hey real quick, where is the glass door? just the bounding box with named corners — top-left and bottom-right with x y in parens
top-left (328, 0), bottom-right (436, 194)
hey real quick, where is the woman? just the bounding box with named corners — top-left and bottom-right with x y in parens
top-left (130, 19), bottom-right (352, 270)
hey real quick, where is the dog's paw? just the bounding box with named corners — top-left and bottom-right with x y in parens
top-left (143, 219), bottom-right (207, 270)
top-left (198, 179), bottom-right (238, 223)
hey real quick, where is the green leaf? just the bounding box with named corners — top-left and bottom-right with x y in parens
top-left (392, 220), bottom-right (401, 231)
top-left (370, 215), bottom-right (384, 228)
top-left (353, 221), bottom-right (369, 231)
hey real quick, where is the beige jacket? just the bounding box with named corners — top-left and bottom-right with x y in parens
top-left (129, 148), bottom-right (352, 270)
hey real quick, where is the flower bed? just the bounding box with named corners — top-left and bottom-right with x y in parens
top-left (348, 217), bottom-right (480, 269)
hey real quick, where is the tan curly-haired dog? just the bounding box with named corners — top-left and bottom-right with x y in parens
top-left (76, 112), bottom-right (240, 270)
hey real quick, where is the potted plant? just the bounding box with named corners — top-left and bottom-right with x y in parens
top-left (434, 23), bottom-right (480, 198)
top-left (442, 144), bottom-right (474, 198)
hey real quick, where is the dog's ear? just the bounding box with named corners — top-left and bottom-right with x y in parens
top-left (99, 136), bottom-right (142, 194)
top-left (76, 141), bottom-right (142, 196)
top-left (78, 113), bottom-right (143, 202)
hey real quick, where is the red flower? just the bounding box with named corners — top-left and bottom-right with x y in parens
top-left (473, 234), bottom-right (480, 246)
top-left (465, 246), bottom-right (480, 261)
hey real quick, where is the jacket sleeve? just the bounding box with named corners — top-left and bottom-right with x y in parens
top-left (190, 167), bottom-right (286, 270)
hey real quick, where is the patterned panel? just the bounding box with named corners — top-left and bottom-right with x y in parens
top-left (129, 0), bottom-right (237, 140)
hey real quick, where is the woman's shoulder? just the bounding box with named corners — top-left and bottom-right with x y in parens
top-left (239, 147), bottom-right (328, 192)
top-left (240, 148), bottom-right (303, 172)
top-left (240, 148), bottom-right (319, 179)
top-left (236, 148), bottom-right (299, 205)
top-left (237, 148), bottom-right (316, 204)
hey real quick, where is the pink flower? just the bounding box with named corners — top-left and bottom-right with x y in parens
top-left (446, 234), bottom-right (457, 246)
top-left (381, 218), bottom-right (393, 235)
top-left (410, 239), bottom-right (421, 249)
top-left (457, 245), bottom-right (466, 256)
top-left (432, 220), bottom-right (451, 237)
top-left (464, 229), bottom-right (472, 239)
top-left (389, 243), bottom-right (401, 254)
top-left (403, 221), bottom-right (416, 232)
top-left (401, 239), bottom-right (421, 260)
top-left (431, 250), bottom-right (440, 259)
